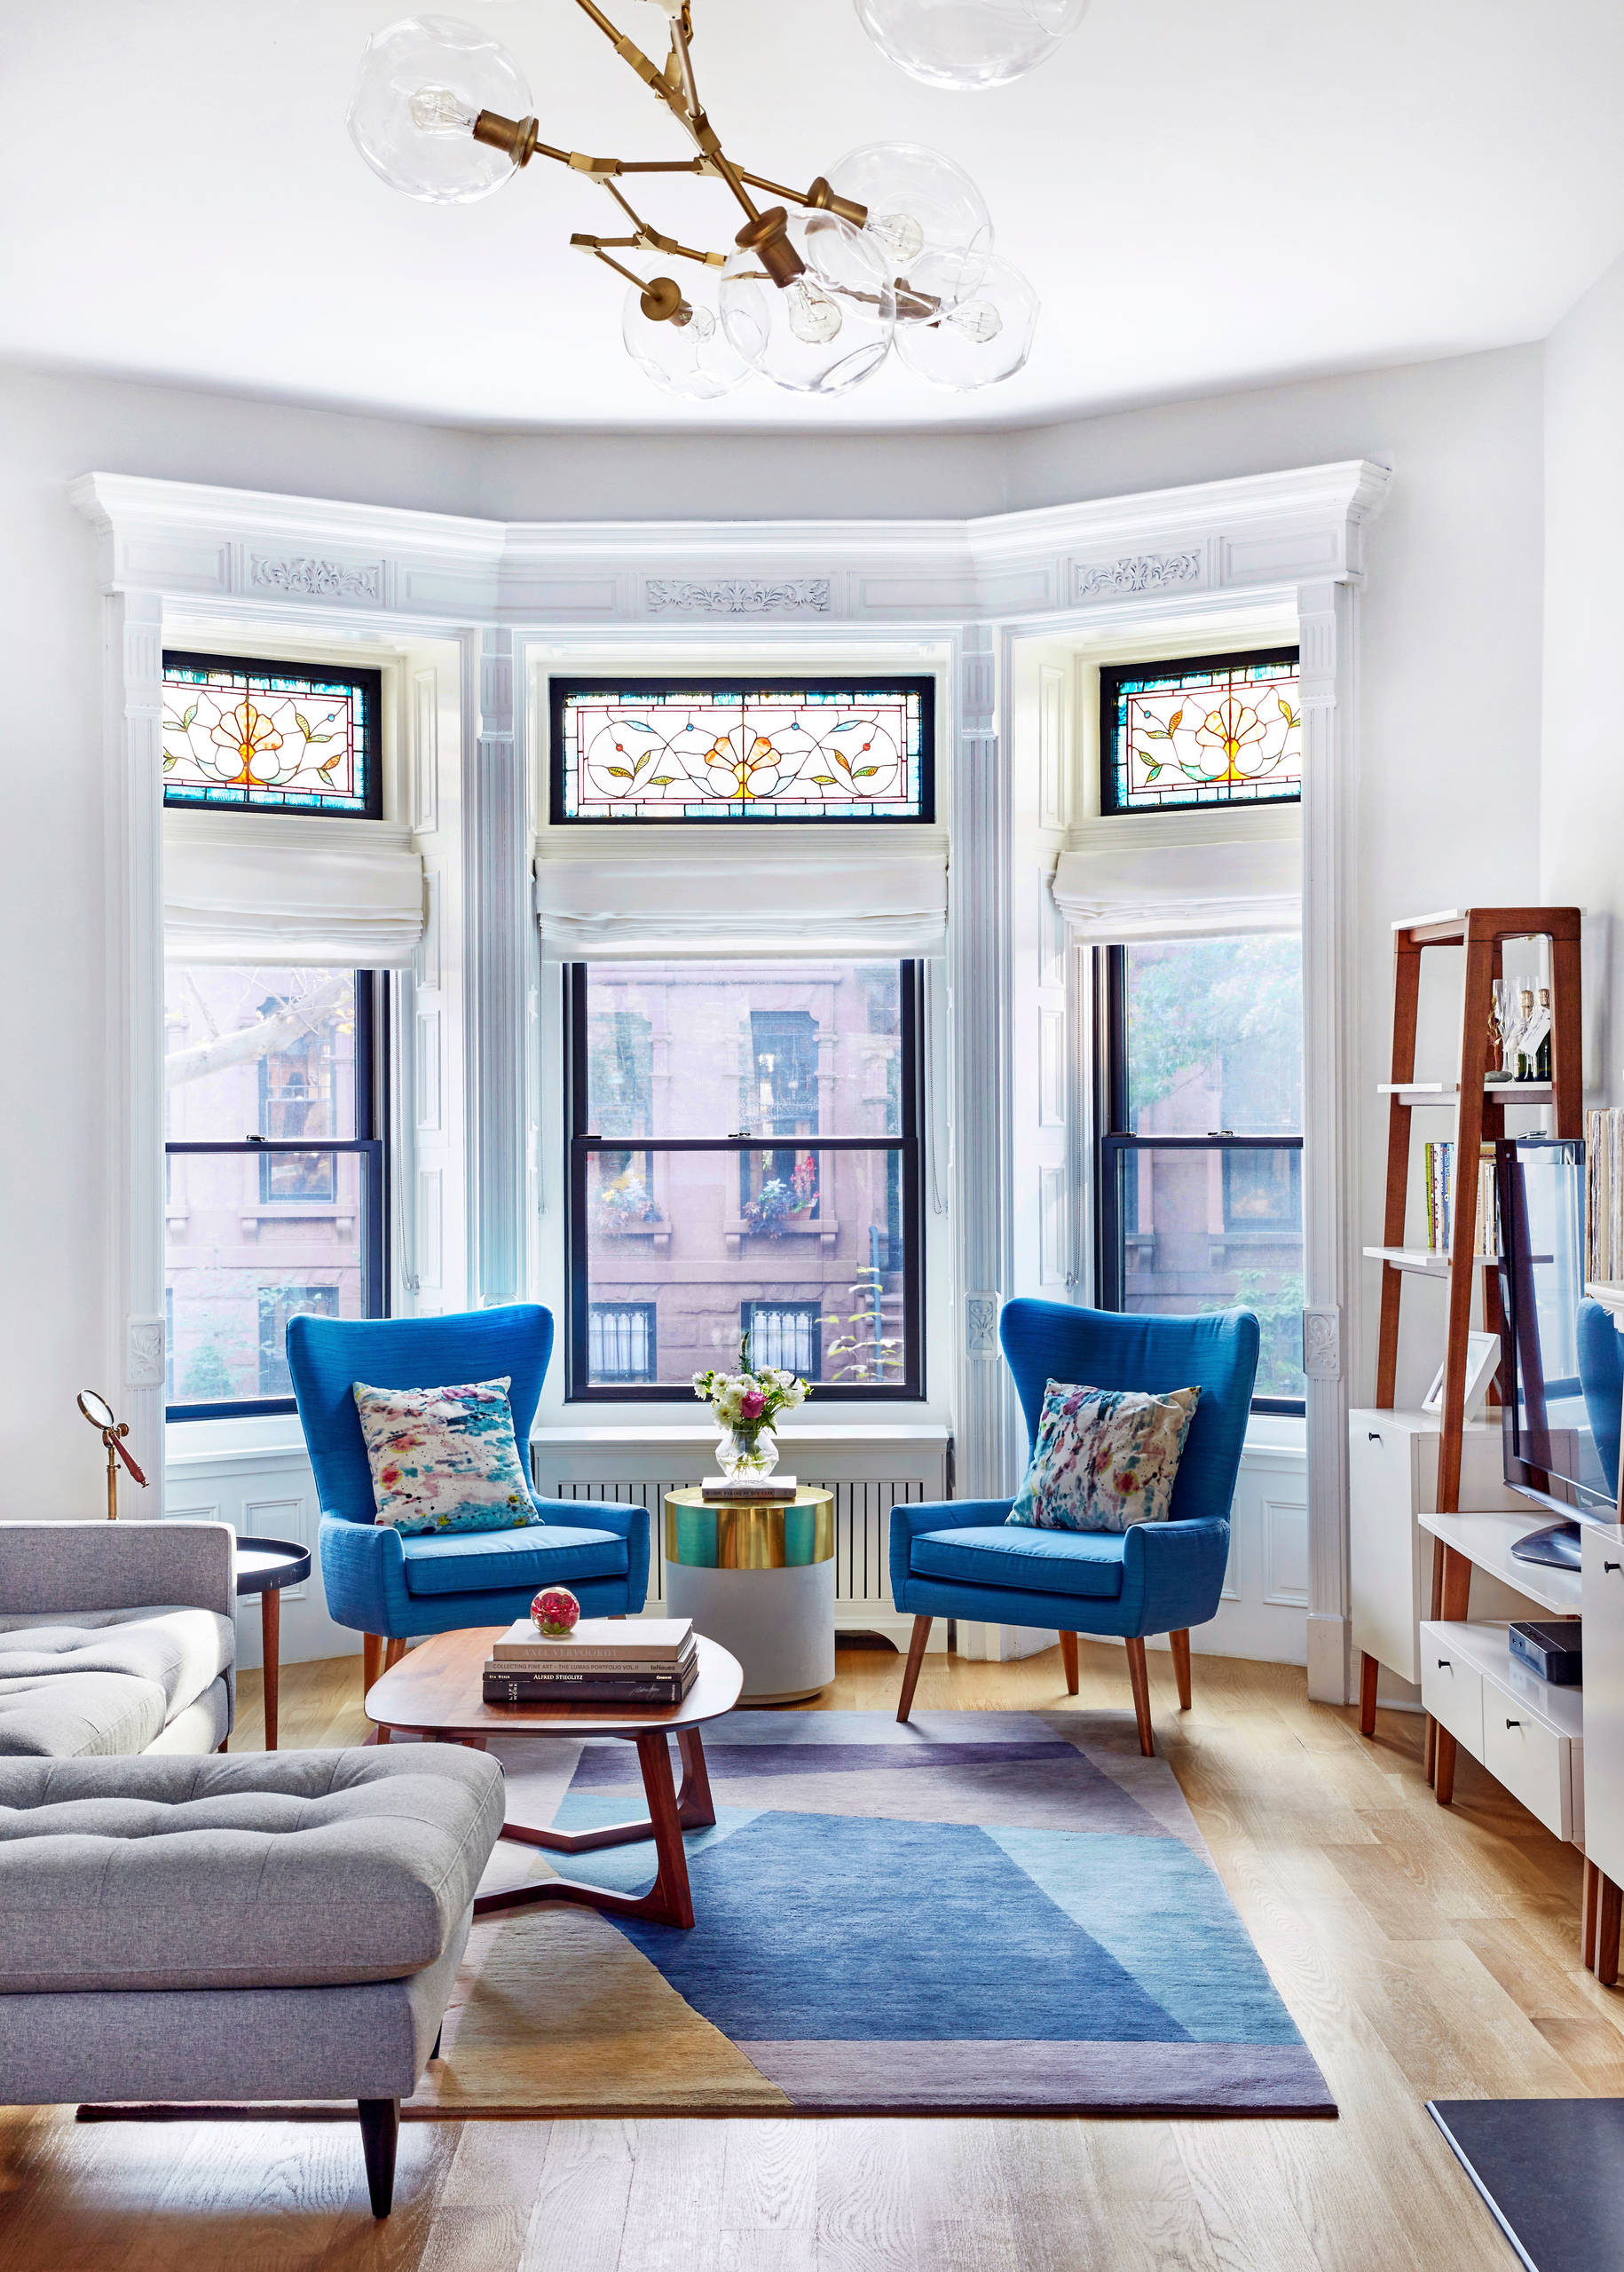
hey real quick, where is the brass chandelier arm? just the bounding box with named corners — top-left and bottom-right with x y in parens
top-left (597, 178), bottom-right (727, 268)
top-left (737, 170), bottom-right (870, 229)
top-left (564, 0), bottom-right (765, 230)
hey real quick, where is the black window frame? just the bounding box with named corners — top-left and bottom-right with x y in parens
top-left (162, 648), bottom-right (384, 822)
top-left (565, 959), bottom-right (925, 1402)
top-left (165, 970), bottom-right (390, 1422)
top-left (1093, 945), bottom-right (1304, 1417)
top-left (548, 676), bottom-right (936, 826)
top-left (1099, 643), bottom-right (1301, 817)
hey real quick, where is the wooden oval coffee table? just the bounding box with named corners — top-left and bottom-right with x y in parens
top-left (366, 1628), bottom-right (742, 1930)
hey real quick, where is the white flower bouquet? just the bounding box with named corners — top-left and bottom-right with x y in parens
top-left (692, 1345), bottom-right (810, 1478)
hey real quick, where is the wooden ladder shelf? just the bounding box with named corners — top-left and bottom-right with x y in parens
top-left (1360, 905), bottom-right (1582, 1803)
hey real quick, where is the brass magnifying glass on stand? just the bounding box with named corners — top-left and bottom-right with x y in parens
top-left (76, 1392), bottom-right (148, 1519)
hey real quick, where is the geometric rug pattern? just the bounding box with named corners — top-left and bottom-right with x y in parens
top-left (414, 1710), bottom-right (1334, 2116)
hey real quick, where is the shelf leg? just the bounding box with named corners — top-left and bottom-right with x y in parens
top-left (1584, 1857), bottom-right (1601, 1972)
top-left (1599, 1874), bottom-right (1623, 1989)
top-left (1435, 1727), bottom-right (1458, 1808)
top-left (1358, 1651), bottom-right (1378, 1737)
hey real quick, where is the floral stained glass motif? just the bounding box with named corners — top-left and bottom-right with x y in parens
top-left (162, 652), bottom-right (382, 816)
top-left (552, 679), bottom-right (934, 821)
top-left (1101, 649), bottom-right (1301, 814)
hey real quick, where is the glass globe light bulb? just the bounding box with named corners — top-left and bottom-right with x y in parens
top-left (720, 211), bottom-right (895, 397)
top-left (853, 0), bottom-right (1091, 91)
top-left (825, 145), bottom-right (992, 320)
top-left (621, 281), bottom-right (750, 403)
top-left (785, 279), bottom-right (844, 345)
top-left (349, 16), bottom-right (533, 204)
top-left (867, 209), bottom-right (926, 266)
top-left (895, 251), bottom-right (1037, 390)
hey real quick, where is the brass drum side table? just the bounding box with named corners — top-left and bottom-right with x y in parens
top-left (663, 1485), bottom-right (836, 1706)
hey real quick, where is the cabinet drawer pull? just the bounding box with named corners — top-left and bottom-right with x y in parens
top-left (1437, 1659), bottom-right (1452, 1670)
top-left (1608, 1561), bottom-right (1621, 1574)
top-left (1505, 1718), bottom-right (1521, 1729)
top-left (1368, 1432), bottom-right (1382, 1442)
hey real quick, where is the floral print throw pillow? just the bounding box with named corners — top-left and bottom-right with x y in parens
top-left (352, 1377), bottom-right (538, 1534)
top-left (1005, 1378), bottom-right (1201, 1534)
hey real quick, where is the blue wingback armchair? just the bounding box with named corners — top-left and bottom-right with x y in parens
top-left (891, 1298), bottom-right (1258, 1754)
top-left (288, 1305), bottom-right (650, 1694)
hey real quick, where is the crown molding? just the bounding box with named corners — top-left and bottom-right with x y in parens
top-left (70, 460), bottom-right (1391, 635)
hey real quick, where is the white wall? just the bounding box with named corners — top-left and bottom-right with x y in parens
top-left (0, 344), bottom-right (1546, 1519)
top-left (1542, 248), bottom-right (1624, 1099)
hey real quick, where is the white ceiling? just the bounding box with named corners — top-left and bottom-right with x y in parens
top-left (6, 0), bottom-right (1624, 434)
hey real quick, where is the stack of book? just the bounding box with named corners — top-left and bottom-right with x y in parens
top-left (482, 1617), bottom-right (698, 1708)
top-left (700, 1473), bottom-right (797, 1502)
top-left (1422, 1140), bottom-right (1498, 1258)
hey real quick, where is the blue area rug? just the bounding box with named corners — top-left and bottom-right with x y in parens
top-left (492, 1709), bottom-right (1334, 2115)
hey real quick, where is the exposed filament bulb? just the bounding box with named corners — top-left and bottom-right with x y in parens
top-left (944, 297), bottom-right (1003, 343)
top-left (866, 209), bottom-right (926, 265)
top-left (785, 278), bottom-right (844, 344)
top-left (408, 84), bottom-right (477, 134)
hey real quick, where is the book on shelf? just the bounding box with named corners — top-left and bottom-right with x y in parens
top-left (490, 1616), bottom-right (694, 1665)
top-left (1585, 1108), bottom-right (1624, 1283)
top-left (1420, 1140), bottom-right (1497, 1258)
top-left (482, 1660), bottom-right (698, 1708)
top-left (699, 1475), bottom-right (798, 1501)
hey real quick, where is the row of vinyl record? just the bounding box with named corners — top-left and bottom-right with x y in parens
top-left (1421, 1140), bottom-right (1499, 1258)
top-left (1586, 1110), bottom-right (1624, 1286)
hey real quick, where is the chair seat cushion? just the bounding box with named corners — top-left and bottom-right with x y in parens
top-left (0, 1747), bottom-right (506, 1993)
top-left (401, 1523), bottom-right (628, 1598)
top-left (0, 1609), bottom-right (236, 1758)
top-left (909, 1525), bottom-right (1126, 1601)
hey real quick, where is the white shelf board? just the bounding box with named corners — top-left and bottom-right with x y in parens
top-left (1376, 1081), bottom-right (1553, 1102)
top-left (1417, 1506), bottom-right (1583, 1613)
top-left (1391, 909), bottom-right (1466, 932)
top-left (1362, 1246), bottom-right (1493, 1275)
top-left (1422, 1618), bottom-right (1583, 1742)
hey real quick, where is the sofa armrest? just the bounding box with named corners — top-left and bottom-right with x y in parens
top-left (888, 1497), bottom-right (1014, 1612)
top-left (318, 1514), bottom-right (411, 1636)
top-left (1118, 1515), bottom-right (1232, 1637)
top-left (532, 1496), bottom-right (651, 1613)
top-left (0, 1520), bottom-right (235, 1620)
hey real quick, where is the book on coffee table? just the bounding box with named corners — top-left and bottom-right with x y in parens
top-left (699, 1475), bottom-right (798, 1502)
top-left (482, 1655), bottom-right (699, 1708)
top-left (490, 1616), bottom-right (693, 1665)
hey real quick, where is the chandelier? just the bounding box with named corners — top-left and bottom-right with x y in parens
top-left (347, 4), bottom-right (1091, 404)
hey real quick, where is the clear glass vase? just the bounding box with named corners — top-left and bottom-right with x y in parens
top-left (715, 1424), bottom-right (779, 1480)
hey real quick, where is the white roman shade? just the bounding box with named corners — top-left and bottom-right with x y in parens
top-left (1050, 809), bottom-right (1301, 943)
top-left (163, 813), bottom-right (426, 967)
top-left (533, 828), bottom-right (949, 958)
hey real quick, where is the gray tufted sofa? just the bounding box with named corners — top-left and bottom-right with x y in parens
top-left (0, 1745), bottom-right (506, 2216)
top-left (0, 1522), bottom-right (236, 1756)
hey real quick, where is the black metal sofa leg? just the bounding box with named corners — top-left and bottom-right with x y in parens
top-left (359, 2096), bottom-right (399, 2218)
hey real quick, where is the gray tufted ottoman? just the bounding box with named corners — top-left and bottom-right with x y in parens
top-left (0, 1744), bottom-right (505, 2216)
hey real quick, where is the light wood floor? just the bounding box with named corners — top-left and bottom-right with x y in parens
top-left (2, 1638), bottom-right (1613, 2271)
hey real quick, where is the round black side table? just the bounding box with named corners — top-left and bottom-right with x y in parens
top-left (234, 1535), bottom-right (312, 1751)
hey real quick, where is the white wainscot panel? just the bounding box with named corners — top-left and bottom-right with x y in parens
top-left (164, 1431), bottom-right (354, 1670)
top-left (1195, 1424), bottom-right (1310, 1664)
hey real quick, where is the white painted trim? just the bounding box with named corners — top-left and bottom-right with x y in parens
top-left (74, 458), bottom-right (1386, 1652)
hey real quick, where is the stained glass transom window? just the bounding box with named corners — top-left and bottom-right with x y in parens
top-left (162, 651), bottom-right (382, 816)
top-left (551, 679), bottom-right (934, 822)
top-left (1101, 648), bottom-right (1301, 814)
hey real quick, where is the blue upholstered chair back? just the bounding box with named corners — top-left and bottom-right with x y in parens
top-left (287, 1306), bottom-right (555, 1525)
top-left (998, 1298), bottom-right (1258, 1523)
top-left (1577, 1297), bottom-right (1624, 1503)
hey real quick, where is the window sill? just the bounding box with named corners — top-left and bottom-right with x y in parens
top-left (532, 1419), bottom-right (950, 1448)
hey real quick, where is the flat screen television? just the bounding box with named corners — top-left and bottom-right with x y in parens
top-left (1495, 1134), bottom-right (1622, 1569)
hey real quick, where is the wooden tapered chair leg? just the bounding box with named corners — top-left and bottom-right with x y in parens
top-left (358, 2097), bottom-right (399, 2219)
top-left (896, 1614), bottom-right (933, 1723)
top-left (1169, 1629), bottom-right (1192, 1711)
top-left (362, 1633), bottom-right (383, 1697)
top-left (1059, 1631), bottom-right (1079, 1696)
top-left (382, 1636), bottom-right (407, 1673)
top-left (1124, 1636), bottom-right (1155, 1757)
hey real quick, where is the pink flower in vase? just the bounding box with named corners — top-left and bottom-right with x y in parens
top-left (739, 1388), bottom-right (768, 1421)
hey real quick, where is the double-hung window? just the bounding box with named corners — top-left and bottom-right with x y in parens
top-left (566, 958), bottom-right (922, 1399)
top-left (1094, 938), bottom-right (1305, 1411)
top-left (163, 966), bottom-right (387, 1417)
